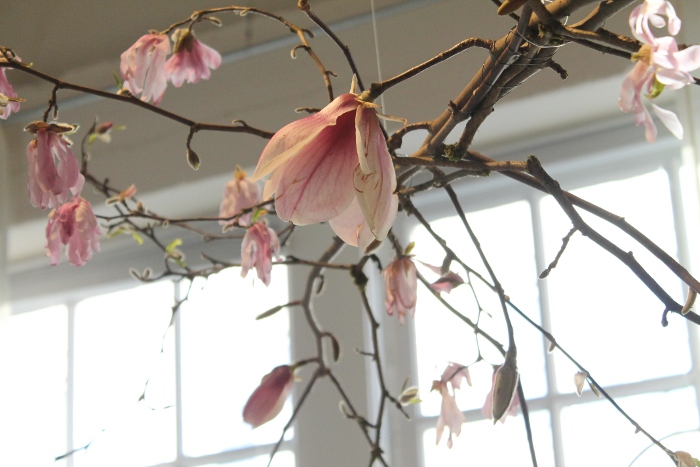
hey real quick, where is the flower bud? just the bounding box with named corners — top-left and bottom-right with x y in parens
top-left (243, 365), bottom-right (294, 428)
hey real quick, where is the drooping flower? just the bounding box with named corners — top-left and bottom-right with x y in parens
top-left (25, 122), bottom-right (84, 210)
top-left (243, 365), bottom-right (294, 428)
top-left (620, 2), bottom-right (700, 142)
top-left (0, 68), bottom-right (23, 120)
top-left (419, 261), bottom-right (465, 294)
top-left (482, 362), bottom-right (520, 424)
top-left (251, 80), bottom-right (398, 250)
top-left (241, 221), bottom-right (280, 286)
top-left (120, 33), bottom-right (171, 105)
top-left (432, 362), bottom-right (470, 449)
top-left (629, 0), bottom-right (680, 45)
top-left (219, 166), bottom-right (262, 229)
top-left (384, 256), bottom-right (417, 324)
top-left (165, 29), bottom-right (221, 88)
top-left (45, 196), bottom-right (101, 266)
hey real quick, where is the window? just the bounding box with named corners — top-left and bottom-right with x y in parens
top-left (3, 267), bottom-right (294, 467)
top-left (393, 124), bottom-right (700, 466)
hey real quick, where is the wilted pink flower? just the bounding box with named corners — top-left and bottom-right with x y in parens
top-left (482, 365), bottom-right (520, 424)
top-left (45, 196), bottom-right (101, 266)
top-left (629, 0), bottom-right (680, 44)
top-left (120, 33), bottom-right (171, 105)
top-left (251, 85), bottom-right (398, 250)
top-left (432, 363), bottom-right (470, 449)
top-left (384, 256), bottom-right (417, 324)
top-left (241, 222), bottom-right (280, 286)
top-left (25, 122), bottom-right (84, 210)
top-left (220, 166), bottom-right (262, 229)
top-left (419, 261), bottom-right (465, 294)
top-left (243, 365), bottom-right (294, 428)
top-left (0, 68), bottom-right (22, 120)
top-left (165, 29), bottom-right (221, 87)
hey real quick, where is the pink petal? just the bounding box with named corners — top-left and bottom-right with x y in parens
top-left (252, 94), bottom-right (359, 182)
top-left (352, 105), bottom-right (398, 241)
top-left (652, 103), bottom-right (683, 139)
top-left (329, 197), bottom-right (375, 252)
top-left (243, 365), bottom-right (294, 428)
top-left (273, 111), bottom-right (358, 224)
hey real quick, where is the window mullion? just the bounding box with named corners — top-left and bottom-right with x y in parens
top-left (174, 283), bottom-right (185, 464)
top-left (66, 300), bottom-right (77, 467)
top-left (529, 193), bottom-right (566, 467)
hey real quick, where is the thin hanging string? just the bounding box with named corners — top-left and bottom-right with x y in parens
top-left (369, 0), bottom-right (387, 129)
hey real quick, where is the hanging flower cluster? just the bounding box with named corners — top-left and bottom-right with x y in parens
top-left (120, 28), bottom-right (221, 105)
top-left (619, 0), bottom-right (700, 142)
top-left (251, 79), bottom-right (398, 252)
top-left (23, 122), bottom-right (101, 266)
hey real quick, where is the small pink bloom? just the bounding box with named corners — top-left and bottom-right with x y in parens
top-left (243, 365), bottom-right (294, 428)
top-left (252, 90), bottom-right (398, 249)
top-left (165, 29), bottom-right (221, 88)
top-left (482, 365), bottom-right (520, 424)
top-left (241, 222), bottom-right (280, 286)
top-left (384, 256), bottom-right (417, 324)
top-left (219, 166), bottom-right (262, 229)
top-left (25, 123), bottom-right (84, 209)
top-left (629, 0), bottom-right (680, 44)
top-left (45, 196), bottom-right (101, 266)
top-left (120, 33), bottom-right (171, 105)
top-left (419, 261), bottom-right (465, 294)
top-left (432, 363), bottom-right (470, 449)
top-left (647, 36), bottom-right (700, 90)
top-left (0, 68), bottom-right (22, 120)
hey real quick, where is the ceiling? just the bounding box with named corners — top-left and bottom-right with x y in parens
top-left (0, 0), bottom-right (635, 260)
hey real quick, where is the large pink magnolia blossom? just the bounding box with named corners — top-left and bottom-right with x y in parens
top-left (120, 33), bottom-right (171, 105)
top-left (241, 221), bottom-right (280, 286)
top-left (45, 196), bottom-right (101, 266)
top-left (165, 29), bottom-right (222, 88)
top-left (629, 0), bottom-right (680, 45)
top-left (432, 363), bottom-right (471, 448)
top-left (219, 166), bottom-right (262, 229)
top-left (243, 365), bottom-right (294, 428)
top-left (482, 364), bottom-right (521, 424)
top-left (0, 68), bottom-right (22, 120)
top-left (384, 256), bottom-right (418, 324)
top-left (251, 89), bottom-right (398, 251)
top-left (25, 122), bottom-right (84, 210)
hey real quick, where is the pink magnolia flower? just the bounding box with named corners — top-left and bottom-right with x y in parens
top-left (120, 33), bottom-right (171, 105)
top-left (384, 256), bottom-right (417, 324)
top-left (629, 0), bottom-right (680, 45)
top-left (243, 365), bottom-right (294, 428)
top-left (25, 122), bottom-right (84, 210)
top-left (165, 29), bottom-right (221, 88)
top-left (432, 363), bottom-right (471, 448)
top-left (251, 86), bottom-right (398, 251)
top-left (0, 68), bottom-right (22, 120)
top-left (219, 166), bottom-right (262, 229)
top-left (241, 222), bottom-right (280, 286)
top-left (45, 196), bottom-right (101, 266)
top-left (482, 364), bottom-right (520, 424)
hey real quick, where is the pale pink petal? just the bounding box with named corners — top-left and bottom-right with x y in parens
top-left (353, 105), bottom-right (398, 241)
top-left (27, 131), bottom-right (83, 209)
top-left (219, 170), bottom-right (261, 228)
top-left (243, 365), bottom-right (294, 428)
top-left (120, 34), bottom-right (170, 104)
top-left (329, 197), bottom-right (375, 252)
top-left (440, 362), bottom-right (471, 390)
top-left (435, 387), bottom-right (464, 448)
top-left (252, 94), bottom-right (359, 181)
top-left (165, 35), bottom-right (221, 88)
top-left (273, 112), bottom-right (358, 224)
top-left (44, 197), bottom-right (100, 266)
top-left (430, 272), bottom-right (465, 294)
top-left (0, 69), bottom-right (21, 119)
top-left (652, 103), bottom-right (683, 139)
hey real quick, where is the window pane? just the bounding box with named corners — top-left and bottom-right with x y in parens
top-left (560, 387), bottom-right (699, 467)
top-left (72, 281), bottom-right (176, 467)
top-left (540, 170), bottom-right (691, 391)
top-left (181, 267), bottom-right (292, 457)
top-left (412, 201), bottom-right (546, 417)
top-left (422, 410), bottom-right (554, 466)
top-left (2, 306), bottom-right (68, 467)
